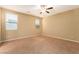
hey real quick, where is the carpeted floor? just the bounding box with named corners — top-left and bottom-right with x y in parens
top-left (0, 36), bottom-right (79, 54)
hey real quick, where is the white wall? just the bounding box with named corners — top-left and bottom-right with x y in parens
top-left (43, 8), bottom-right (79, 42)
top-left (2, 9), bottom-right (42, 40)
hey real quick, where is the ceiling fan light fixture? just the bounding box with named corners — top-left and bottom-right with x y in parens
top-left (40, 5), bottom-right (53, 14)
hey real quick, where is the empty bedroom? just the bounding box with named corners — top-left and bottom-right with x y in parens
top-left (0, 5), bottom-right (79, 53)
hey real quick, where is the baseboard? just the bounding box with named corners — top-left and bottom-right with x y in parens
top-left (1, 33), bottom-right (79, 44)
top-left (42, 33), bottom-right (79, 43)
top-left (0, 34), bottom-right (40, 43)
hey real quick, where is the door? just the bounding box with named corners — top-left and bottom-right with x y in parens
top-left (0, 8), bottom-right (1, 41)
top-left (0, 8), bottom-right (6, 42)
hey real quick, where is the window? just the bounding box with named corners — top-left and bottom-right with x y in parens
top-left (5, 13), bottom-right (18, 30)
top-left (35, 18), bottom-right (40, 28)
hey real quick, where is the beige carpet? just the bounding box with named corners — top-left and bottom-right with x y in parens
top-left (0, 36), bottom-right (79, 54)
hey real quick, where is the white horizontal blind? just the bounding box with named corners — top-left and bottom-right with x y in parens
top-left (5, 13), bottom-right (18, 30)
top-left (35, 18), bottom-right (40, 28)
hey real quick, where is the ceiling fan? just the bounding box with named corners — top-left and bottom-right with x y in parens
top-left (40, 5), bottom-right (53, 14)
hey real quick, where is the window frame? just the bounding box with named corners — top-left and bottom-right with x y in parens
top-left (5, 12), bottom-right (18, 30)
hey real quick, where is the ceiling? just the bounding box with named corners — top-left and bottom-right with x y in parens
top-left (0, 5), bottom-right (79, 18)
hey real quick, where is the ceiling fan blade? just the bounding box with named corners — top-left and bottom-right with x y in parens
top-left (46, 11), bottom-right (50, 13)
top-left (40, 12), bottom-right (42, 14)
top-left (46, 7), bottom-right (53, 10)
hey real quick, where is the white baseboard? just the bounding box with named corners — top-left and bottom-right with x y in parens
top-left (0, 34), bottom-right (40, 42)
top-left (1, 33), bottom-right (79, 44)
top-left (42, 33), bottom-right (79, 43)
